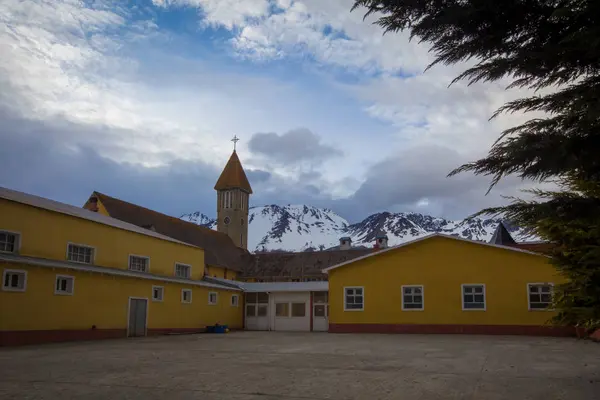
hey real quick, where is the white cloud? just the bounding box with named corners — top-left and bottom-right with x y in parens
top-left (158, 0), bottom-right (522, 161)
top-left (228, 0), bottom-right (431, 74)
top-left (1, 0), bottom-right (550, 220)
top-left (0, 0), bottom-right (292, 169)
top-left (153, 0), bottom-right (270, 29)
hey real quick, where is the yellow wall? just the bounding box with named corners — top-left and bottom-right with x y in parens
top-left (82, 196), bottom-right (110, 216)
top-left (227, 270), bottom-right (238, 280)
top-left (328, 236), bottom-right (563, 326)
top-left (0, 263), bottom-right (243, 331)
top-left (206, 265), bottom-right (237, 280)
top-left (0, 199), bottom-right (205, 279)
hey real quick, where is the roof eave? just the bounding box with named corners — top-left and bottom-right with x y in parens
top-left (0, 253), bottom-right (241, 291)
top-left (322, 233), bottom-right (548, 274)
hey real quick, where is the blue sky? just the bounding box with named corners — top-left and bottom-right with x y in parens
top-left (0, 0), bottom-right (539, 222)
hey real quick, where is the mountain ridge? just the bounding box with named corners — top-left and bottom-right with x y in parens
top-left (181, 205), bottom-right (534, 253)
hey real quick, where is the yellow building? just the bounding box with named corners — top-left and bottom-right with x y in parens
top-left (324, 234), bottom-right (574, 336)
top-left (82, 191), bottom-right (246, 280)
top-left (0, 187), bottom-right (243, 346)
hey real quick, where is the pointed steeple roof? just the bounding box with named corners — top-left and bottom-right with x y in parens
top-left (489, 222), bottom-right (516, 245)
top-left (214, 150), bottom-right (253, 193)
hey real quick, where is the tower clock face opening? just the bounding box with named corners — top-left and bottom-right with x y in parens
top-left (224, 216), bottom-right (231, 225)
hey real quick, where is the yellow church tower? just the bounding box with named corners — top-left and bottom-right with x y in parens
top-left (214, 136), bottom-right (253, 249)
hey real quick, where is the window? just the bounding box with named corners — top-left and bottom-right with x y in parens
top-left (175, 263), bottom-right (191, 279)
top-left (54, 275), bottom-right (74, 295)
top-left (152, 286), bottom-right (164, 302)
top-left (276, 302), bottom-right (289, 317)
top-left (402, 285), bottom-right (424, 310)
top-left (291, 303), bottom-right (306, 317)
top-left (2, 269), bottom-right (27, 292)
top-left (181, 289), bottom-right (192, 303)
top-left (344, 287), bottom-right (364, 311)
top-left (246, 304), bottom-right (256, 316)
top-left (231, 294), bottom-right (239, 307)
top-left (528, 283), bottom-right (553, 310)
top-left (313, 292), bottom-right (328, 304)
top-left (314, 304), bottom-right (326, 317)
top-left (462, 284), bottom-right (486, 310)
top-left (257, 304), bottom-right (268, 316)
top-left (246, 292), bottom-right (268, 317)
top-left (129, 255), bottom-right (149, 272)
top-left (0, 231), bottom-right (19, 253)
top-left (67, 243), bottom-right (94, 264)
top-left (224, 191), bottom-right (232, 209)
top-left (208, 291), bottom-right (218, 305)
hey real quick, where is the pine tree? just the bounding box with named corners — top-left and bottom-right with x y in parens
top-left (352, 0), bottom-right (600, 331)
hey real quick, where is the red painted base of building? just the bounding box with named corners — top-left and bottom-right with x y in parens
top-left (328, 323), bottom-right (579, 337)
top-left (0, 327), bottom-right (221, 346)
top-left (0, 329), bottom-right (126, 346)
top-left (147, 327), bottom-right (206, 336)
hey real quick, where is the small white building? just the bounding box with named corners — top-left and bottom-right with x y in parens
top-left (202, 278), bottom-right (329, 332)
top-left (241, 282), bottom-right (329, 332)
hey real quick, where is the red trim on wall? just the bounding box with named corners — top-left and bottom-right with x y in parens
top-left (328, 323), bottom-right (579, 337)
top-left (0, 329), bottom-right (126, 346)
top-left (309, 292), bottom-right (314, 331)
top-left (147, 328), bottom-right (205, 336)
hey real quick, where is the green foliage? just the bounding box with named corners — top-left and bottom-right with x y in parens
top-left (353, 0), bottom-right (600, 331)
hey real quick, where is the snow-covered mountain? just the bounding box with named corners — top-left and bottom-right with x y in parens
top-left (180, 205), bottom-right (534, 253)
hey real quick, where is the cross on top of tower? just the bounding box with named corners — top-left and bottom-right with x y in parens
top-left (231, 135), bottom-right (240, 151)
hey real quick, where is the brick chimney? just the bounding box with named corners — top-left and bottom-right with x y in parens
top-left (375, 234), bottom-right (388, 249)
top-left (85, 195), bottom-right (99, 212)
top-left (339, 237), bottom-right (352, 250)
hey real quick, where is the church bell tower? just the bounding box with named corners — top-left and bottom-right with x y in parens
top-left (214, 136), bottom-right (252, 249)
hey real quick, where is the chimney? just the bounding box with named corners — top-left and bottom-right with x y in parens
top-left (85, 196), bottom-right (99, 212)
top-left (376, 234), bottom-right (389, 249)
top-left (339, 237), bottom-right (352, 250)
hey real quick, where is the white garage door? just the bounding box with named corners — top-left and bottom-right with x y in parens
top-left (271, 292), bottom-right (310, 331)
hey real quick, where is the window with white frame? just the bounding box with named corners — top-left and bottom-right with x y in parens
top-left (462, 284), bottom-right (486, 310)
top-left (175, 263), bottom-right (191, 278)
top-left (344, 287), bottom-right (364, 310)
top-left (402, 285), bottom-right (424, 310)
top-left (231, 294), bottom-right (239, 307)
top-left (528, 283), bottom-right (553, 310)
top-left (208, 291), bottom-right (218, 305)
top-left (152, 286), bottom-right (164, 302)
top-left (313, 292), bottom-right (328, 304)
top-left (67, 243), bottom-right (94, 264)
top-left (55, 275), bottom-right (74, 295)
top-left (275, 302), bottom-right (289, 317)
top-left (0, 231), bottom-right (19, 253)
top-left (2, 269), bottom-right (27, 292)
top-left (181, 289), bottom-right (192, 303)
top-left (245, 292), bottom-right (268, 317)
top-left (129, 255), bottom-right (149, 272)
top-left (291, 303), bottom-right (306, 317)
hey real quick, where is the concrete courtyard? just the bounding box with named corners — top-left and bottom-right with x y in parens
top-left (0, 332), bottom-right (599, 399)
